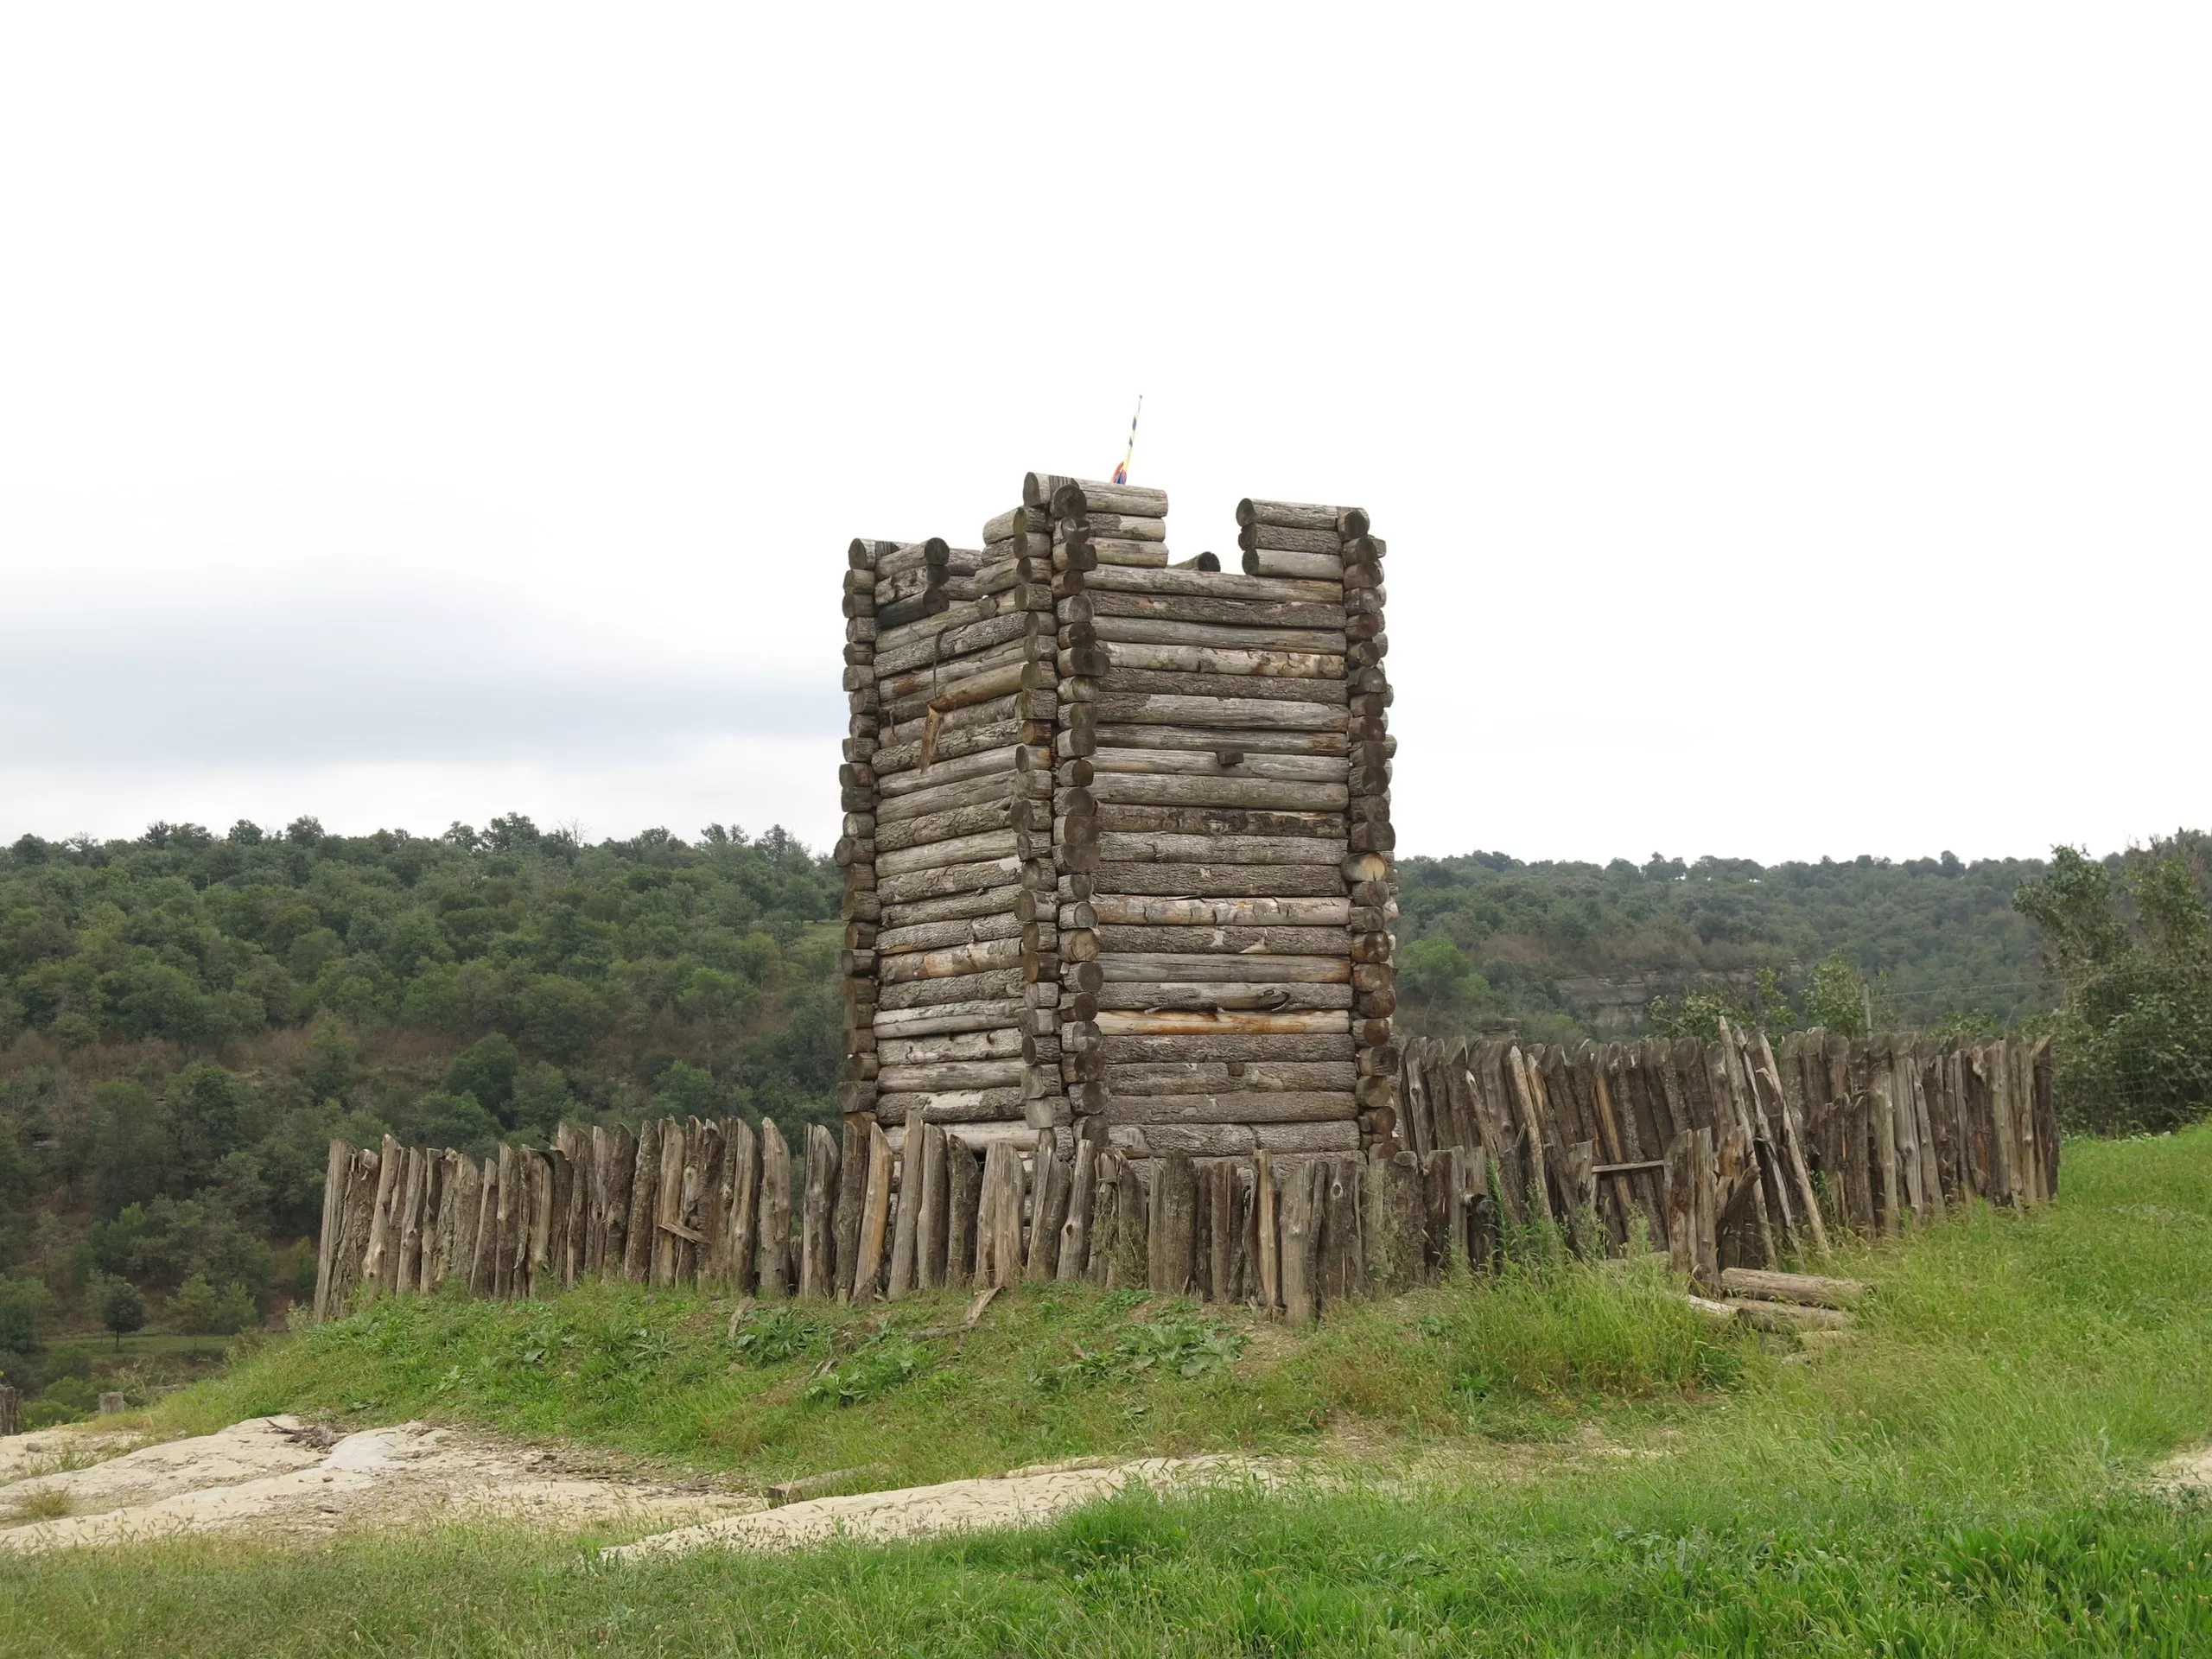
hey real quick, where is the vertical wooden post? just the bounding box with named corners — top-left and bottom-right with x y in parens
top-left (1279, 1161), bottom-right (1322, 1325)
top-left (622, 1120), bottom-right (660, 1284)
top-left (887, 1110), bottom-right (924, 1299)
top-left (757, 1120), bottom-right (793, 1297)
top-left (800, 1123), bottom-right (839, 1300)
top-left (1026, 1134), bottom-right (1069, 1282)
top-left (917, 1124), bottom-right (949, 1290)
top-left (1147, 1151), bottom-right (1197, 1295)
top-left (1057, 1137), bottom-right (1098, 1283)
top-left (313, 1139), bottom-right (350, 1321)
top-left (854, 1122), bottom-right (893, 1301)
top-left (724, 1120), bottom-right (760, 1296)
top-left (652, 1120), bottom-right (685, 1287)
top-left (1208, 1159), bottom-right (1238, 1301)
top-left (833, 1119), bottom-right (869, 1295)
top-left (1255, 1151), bottom-right (1280, 1312)
top-left (942, 1132), bottom-right (980, 1288)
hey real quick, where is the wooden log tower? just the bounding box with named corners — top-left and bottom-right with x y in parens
top-left (835, 473), bottom-right (1400, 1199)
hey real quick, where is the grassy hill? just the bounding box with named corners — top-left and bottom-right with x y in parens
top-left (3, 1127), bottom-right (2209, 1655)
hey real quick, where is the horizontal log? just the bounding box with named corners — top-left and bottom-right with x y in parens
top-left (1100, 1033), bottom-right (1354, 1065)
top-left (874, 796), bottom-right (1017, 854)
top-left (872, 999), bottom-right (1026, 1039)
top-left (875, 590), bottom-right (1020, 656)
top-left (1094, 982), bottom-right (1353, 1012)
top-left (880, 882), bottom-right (1027, 930)
top-left (873, 611), bottom-right (1041, 678)
top-left (1110, 1121), bottom-right (1358, 1158)
top-left (1071, 512), bottom-right (1166, 542)
top-left (883, 661), bottom-right (1051, 725)
top-left (876, 829), bottom-right (1026, 879)
top-left (1084, 895), bottom-right (1351, 927)
top-left (982, 505), bottom-right (1048, 543)
top-left (875, 588), bottom-right (952, 629)
top-left (1091, 832), bottom-right (1349, 867)
top-left (1079, 597), bottom-right (1336, 637)
top-left (878, 637), bottom-right (1040, 700)
top-left (874, 1087), bottom-right (1027, 1123)
top-left (876, 856), bottom-right (1031, 906)
top-left (880, 1027), bottom-right (1026, 1065)
top-left (878, 965), bottom-right (1027, 1011)
top-left (1084, 563), bottom-right (1339, 606)
top-left (1086, 772), bottom-right (1349, 810)
top-left (1091, 862), bottom-right (1346, 898)
top-left (1100, 953), bottom-right (1348, 984)
top-left (1096, 642), bottom-right (1343, 680)
top-left (876, 1059), bottom-right (1027, 1092)
top-left (877, 692), bottom-right (1026, 754)
top-left (1236, 499), bottom-right (1357, 532)
top-left (1237, 523), bottom-right (1342, 555)
top-left (1241, 549), bottom-right (1343, 581)
top-left (1717, 1268), bottom-right (1869, 1308)
top-left (1089, 723), bottom-right (1350, 758)
top-left (1030, 475), bottom-right (1170, 516)
top-left (1093, 804), bottom-right (1344, 839)
top-left (1105, 1091), bottom-right (1357, 1125)
top-left (1095, 924), bottom-right (1348, 955)
top-left (876, 912), bottom-right (1025, 956)
top-left (1091, 693), bottom-right (1346, 731)
top-left (1095, 668), bottom-right (1344, 703)
top-left (877, 936), bottom-right (1027, 984)
top-left (1109, 1060), bottom-right (1356, 1093)
top-left (874, 537), bottom-right (951, 581)
top-left (1726, 1298), bottom-right (1855, 1332)
top-left (873, 721), bottom-right (1039, 778)
top-left (875, 770), bottom-right (1030, 826)
top-left (1075, 747), bottom-right (1336, 787)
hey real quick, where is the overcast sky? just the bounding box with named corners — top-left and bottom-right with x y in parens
top-left (3, 6), bottom-right (2205, 867)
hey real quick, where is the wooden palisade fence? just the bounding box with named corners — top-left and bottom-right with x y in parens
top-left (312, 1027), bottom-right (2052, 1324)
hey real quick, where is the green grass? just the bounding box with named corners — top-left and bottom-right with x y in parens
top-left (6, 1128), bottom-right (2212, 1656)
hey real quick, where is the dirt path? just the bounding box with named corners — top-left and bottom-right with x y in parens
top-left (602, 1454), bottom-right (1276, 1560)
top-left (0, 1416), bottom-right (753, 1553)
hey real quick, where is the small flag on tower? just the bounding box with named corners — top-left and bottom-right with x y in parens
top-left (1112, 396), bottom-right (1142, 485)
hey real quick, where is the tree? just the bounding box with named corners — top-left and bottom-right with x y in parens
top-left (94, 1277), bottom-right (147, 1351)
top-left (1802, 952), bottom-right (1870, 1036)
top-left (2015, 840), bottom-right (2212, 1134)
top-left (168, 1273), bottom-right (220, 1335)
